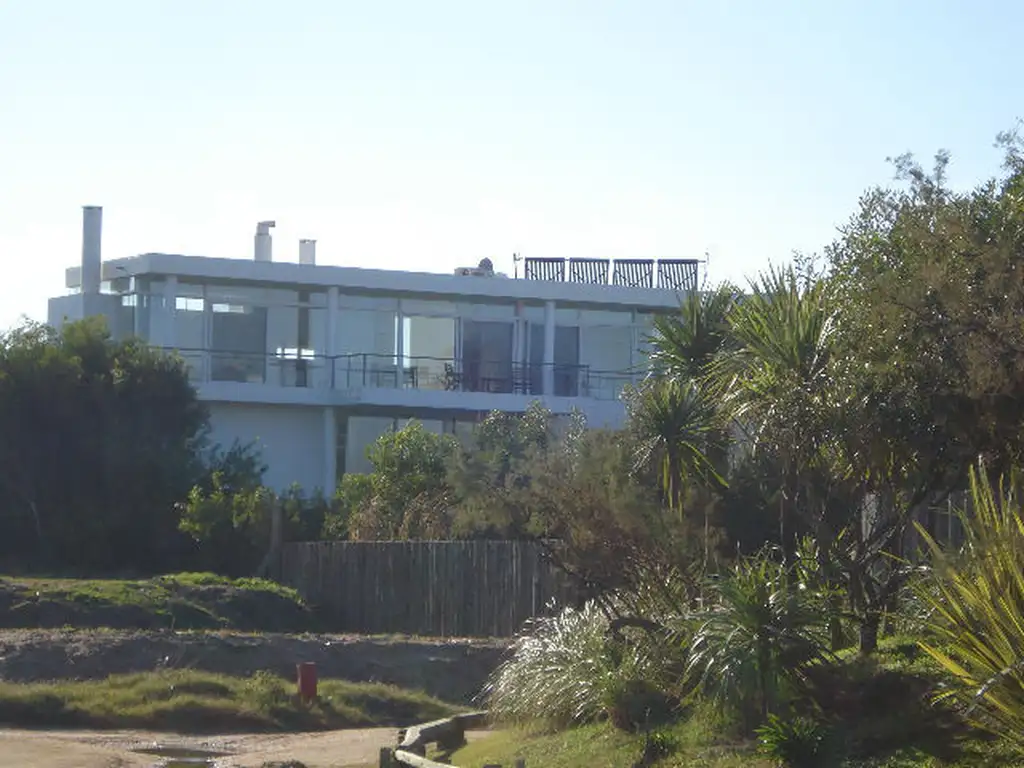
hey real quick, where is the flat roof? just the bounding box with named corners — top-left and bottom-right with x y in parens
top-left (64, 253), bottom-right (687, 312)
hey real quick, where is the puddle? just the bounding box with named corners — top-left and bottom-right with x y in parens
top-left (132, 745), bottom-right (229, 767)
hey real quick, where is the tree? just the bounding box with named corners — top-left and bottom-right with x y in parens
top-left (828, 134), bottom-right (1024, 499)
top-left (705, 267), bottom-right (860, 650)
top-left (702, 266), bottom-right (847, 549)
top-left (345, 420), bottom-right (458, 540)
top-left (447, 402), bottom-right (567, 538)
top-left (648, 282), bottom-right (737, 382)
top-left (824, 132), bottom-right (1024, 650)
top-left (487, 421), bottom-right (701, 615)
top-left (625, 378), bottom-right (723, 515)
top-left (179, 476), bottom-right (331, 575)
top-left (0, 318), bottom-right (209, 572)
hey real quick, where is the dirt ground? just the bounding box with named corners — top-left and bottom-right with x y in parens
top-left (0, 727), bottom-right (493, 767)
top-left (0, 629), bottom-right (506, 704)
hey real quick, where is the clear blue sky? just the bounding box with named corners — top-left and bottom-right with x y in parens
top-left (0, 0), bottom-right (1019, 331)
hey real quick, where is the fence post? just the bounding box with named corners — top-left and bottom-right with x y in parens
top-left (514, 760), bottom-right (526, 768)
top-left (379, 746), bottom-right (394, 768)
top-left (255, 504), bottom-right (284, 579)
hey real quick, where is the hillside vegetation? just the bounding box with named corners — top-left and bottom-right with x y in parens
top-left (0, 573), bottom-right (315, 632)
top-left (0, 669), bottom-right (457, 732)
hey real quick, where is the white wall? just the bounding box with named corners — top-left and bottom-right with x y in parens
top-left (48, 295), bottom-right (85, 330)
top-left (207, 402), bottom-right (327, 491)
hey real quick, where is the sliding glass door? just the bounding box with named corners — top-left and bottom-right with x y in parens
top-left (461, 320), bottom-right (514, 393)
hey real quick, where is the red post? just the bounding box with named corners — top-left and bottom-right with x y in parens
top-left (297, 662), bottom-right (318, 702)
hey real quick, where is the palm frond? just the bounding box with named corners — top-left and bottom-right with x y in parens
top-left (625, 378), bottom-right (725, 510)
top-left (915, 463), bottom-right (1024, 746)
top-left (649, 284), bottom-right (738, 381)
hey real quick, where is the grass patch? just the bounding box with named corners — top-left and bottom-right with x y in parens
top-left (459, 636), bottom-right (1024, 768)
top-left (0, 572), bottom-right (314, 631)
top-left (453, 716), bottom-right (768, 768)
top-left (804, 637), bottom-right (1024, 767)
top-left (455, 722), bottom-right (1024, 768)
top-left (0, 669), bottom-right (458, 732)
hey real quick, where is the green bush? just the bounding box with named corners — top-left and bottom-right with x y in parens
top-left (686, 550), bottom-right (830, 727)
top-left (916, 465), bottom-right (1024, 749)
top-left (245, 670), bottom-right (292, 714)
top-left (602, 678), bottom-right (677, 732)
top-left (756, 714), bottom-right (836, 767)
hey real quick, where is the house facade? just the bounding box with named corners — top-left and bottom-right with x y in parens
top-left (48, 207), bottom-right (695, 492)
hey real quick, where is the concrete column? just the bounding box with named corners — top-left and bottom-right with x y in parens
top-left (327, 287), bottom-right (339, 387)
top-left (202, 289), bottom-right (213, 382)
top-left (395, 304), bottom-right (405, 373)
top-left (629, 309), bottom-right (637, 370)
top-left (81, 206), bottom-right (103, 295)
top-left (162, 276), bottom-right (178, 348)
top-left (133, 280), bottom-right (144, 338)
top-left (512, 301), bottom-right (525, 365)
top-left (543, 300), bottom-right (556, 395)
top-left (323, 407), bottom-right (337, 493)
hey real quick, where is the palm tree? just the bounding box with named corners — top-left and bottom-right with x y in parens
top-left (707, 265), bottom-right (839, 549)
top-left (648, 284), bottom-right (738, 382)
top-left (705, 266), bottom-right (857, 651)
top-left (626, 378), bottom-right (723, 515)
top-left (628, 285), bottom-right (736, 570)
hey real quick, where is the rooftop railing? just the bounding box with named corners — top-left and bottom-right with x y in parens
top-left (167, 348), bottom-right (642, 402)
top-left (521, 257), bottom-right (700, 291)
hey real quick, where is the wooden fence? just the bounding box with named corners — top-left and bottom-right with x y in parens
top-left (278, 540), bottom-right (576, 637)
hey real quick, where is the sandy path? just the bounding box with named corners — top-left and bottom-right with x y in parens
top-left (0, 728), bottom-right (492, 767)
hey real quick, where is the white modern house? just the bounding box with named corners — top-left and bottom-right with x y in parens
top-left (48, 207), bottom-right (696, 492)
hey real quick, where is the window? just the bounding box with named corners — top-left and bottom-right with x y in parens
top-left (528, 324), bottom-right (580, 396)
top-left (176, 297), bottom-right (204, 312)
top-left (275, 347), bottom-right (316, 360)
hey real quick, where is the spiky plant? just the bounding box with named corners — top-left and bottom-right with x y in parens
top-left (686, 550), bottom-right (831, 728)
top-left (916, 464), bottom-right (1024, 747)
top-left (625, 377), bottom-right (723, 514)
top-left (481, 600), bottom-right (678, 728)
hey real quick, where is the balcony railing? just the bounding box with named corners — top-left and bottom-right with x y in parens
top-left (521, 256), bottom-right (700, 291)
top-left (166, 348), bottom-right (641, 402)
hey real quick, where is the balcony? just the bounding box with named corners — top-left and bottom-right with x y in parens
top-left (170, 348), bottom-right (641, 402)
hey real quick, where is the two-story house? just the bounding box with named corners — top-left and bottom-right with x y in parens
top-left (47, 207), bottom-right (695, 491)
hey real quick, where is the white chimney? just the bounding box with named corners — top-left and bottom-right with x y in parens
top-left (299, 239), bottom-right (317, 265)
top-left (255, 220), bottom-right (276, 262)
top-left (81, 206), bottom-right (103, 294)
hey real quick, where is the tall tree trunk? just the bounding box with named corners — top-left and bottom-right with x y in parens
top-left (829, 603), bottom-right (845, 652)
top-left (882, 591), bottom-right (899, 637)
top-left (859, 610), bottom-right (882, 655)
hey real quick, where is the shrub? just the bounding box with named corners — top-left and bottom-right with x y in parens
top-left (756, 714), bottom-right (836, 767)
top-left (245, 670), bottom-right (292, 714)
top-left (482, 600), bottom-right (679, 728)
top-left (686, 550), bottom-right (830, 728)
top-left (916, 465), bottom-right (1024, 748)
top-left (602, 678), bottom-right (677, 732)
